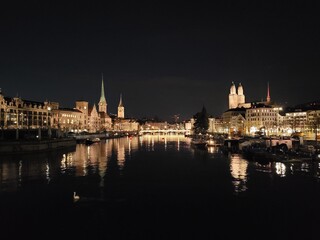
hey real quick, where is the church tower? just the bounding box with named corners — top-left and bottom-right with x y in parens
top-left (237, 83), bottom-right (245, 105)
top-left (266, 82), bottom-right (271, 103)
top-left (98, 73), bottom-right (107, 113)
top-left (228, 82), bottom-right (238, 109)
top-left (117, 94), bottom-right (124, 118)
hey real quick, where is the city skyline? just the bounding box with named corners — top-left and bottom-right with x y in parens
top-left (1, 2), bottom-right (320, 121)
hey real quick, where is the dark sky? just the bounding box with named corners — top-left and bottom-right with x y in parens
top-left (1, 1), bottom-right (320, 121)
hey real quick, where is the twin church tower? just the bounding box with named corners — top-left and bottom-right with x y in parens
top-left (98, 73), bottom-right (124, 118)
top-left (228, 82), bottom-right (245, 109)
top-left (228, 81), bottom-right (271, 109)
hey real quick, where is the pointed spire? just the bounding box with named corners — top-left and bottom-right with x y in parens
top-left (267, 82), bottom-right (271, 103)
top-left (118, 93), bottom-right (123, 107)
top-left (100, 73), bottom-right (106, 103)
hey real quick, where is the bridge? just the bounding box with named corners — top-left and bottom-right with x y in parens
top-left (139, 129), bottom-right (190, 135)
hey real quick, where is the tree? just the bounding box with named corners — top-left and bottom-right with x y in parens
top-left (193, 106), bottom-right (209, 135)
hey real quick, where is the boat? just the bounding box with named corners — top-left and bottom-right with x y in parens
top-left (191, 138), bottom-right (208, 150)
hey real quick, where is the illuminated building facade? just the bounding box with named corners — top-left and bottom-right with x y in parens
top-left (284, 110), bottom-right (307, 134)
top-left (51, 107), bottom-right (84, 132)
top-left (245, 103), bottom-right (280, 136)
top-left (222, 108), bottom-right (246, 135)
top-left (0, 90), bottom-right (55, 129)
top-left (306, 110), bottom-right (320, 140)
top-left (228, 82), bottom-right (246, 109)
top-left (118, 94), bottom-right (124, 119)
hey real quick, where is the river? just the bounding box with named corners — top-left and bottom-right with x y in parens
top-left (1, 135), bottom-right (320, 239)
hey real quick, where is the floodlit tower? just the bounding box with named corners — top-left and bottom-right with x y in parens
top-left (229, 81), bottom-right (238, 109)
top-left (266, 82), bottom-right (271, 103)
top-left (98, 73), bottom-right (107, 113)
top-left (237, 83), bottom-right (245, 105)
top-left (118, 94), bottom-right (124, 118)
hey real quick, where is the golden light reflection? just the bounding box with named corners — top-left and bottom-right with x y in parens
top-left (46, 162), bottom-right (50, 182)
top-left (177, 137), bottom-right (180, 151)
top-left (208, 146), bottom-right (218, 153)
top-left (18, 160), bottom-right (22, 185)
top-left (275, 162), bottom-right (286, 177)
top-left (230, 154), bottom-right (248, 193)
top-left (164, 137), bottom-right (167, 151)
top-left (117, 139), bottom-right (125, 170)
top-left (128, 137), bottom-right (131, 156)
top-left (139, 134), bottom-right (185, 151)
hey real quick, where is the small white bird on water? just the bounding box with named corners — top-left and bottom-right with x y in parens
top-left (73, 191), bottom-right (80, 203)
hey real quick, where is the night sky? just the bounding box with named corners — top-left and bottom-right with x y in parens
top-left (1, 1), bottom-right (320, 121)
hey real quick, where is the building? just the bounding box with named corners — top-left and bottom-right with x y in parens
top-left (75, 100), bottom-right (89, 130)
top-left (111, 93), bottom-right (139, 132)
top-left (97, 75), bottom-right (112, 131)
top-left (228, 82), bottom-right (246, 109)
top-left (222, 108), bottom-right (246, 136)
top-left (245, 103), bottom-right (280, 136)
top-left (0, 90), bottom-right (54, 129)
top-left (113, 118), bottom-right (139, 132)
top-left (306, 110), bottom-right (320, 140)
top-left (51, 107), bottom-right (84, 132)
top-left (88, 103), bottom-right (100, 132)
top-left (283, 110), bottom-right (307, 134)
top-left (118, 94), bottom-right (124, 118)
top-left (0, 74), bottom-right (136, 134)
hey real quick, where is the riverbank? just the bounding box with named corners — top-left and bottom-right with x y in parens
top-left (0, 138), bottom-right (76, 154)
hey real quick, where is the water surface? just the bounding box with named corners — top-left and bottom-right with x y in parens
top-left (1, 135), bottom-right (319, 239)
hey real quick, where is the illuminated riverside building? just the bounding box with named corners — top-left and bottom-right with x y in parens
top-left (56, 77), bottom-right (112, 133)
top-left (0, 89), bottom-right (55, 129)
top-left (306, 110), bottom-right (320, 140)
top-left (221, 108), bottom-right (246, 136)
top-left (0, 76), bottom-right (131, 133)
top-left (283, 110), bottom-right (307, 135)
top-left (111, 94), bottom-right (139, 132)
top-left (205, 83), bottom-right (285, 136)
top-left (245, 103), bottom-right (280, 136)
top-left (228, 82), bottom-right (246, 109)
top-left (113, 118), bottom-right (139, 132)
top-left (51, 107), bottom-right (84, 132)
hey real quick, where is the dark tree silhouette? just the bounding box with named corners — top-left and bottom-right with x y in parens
top-left (193, 106), bottom-right (209, 135)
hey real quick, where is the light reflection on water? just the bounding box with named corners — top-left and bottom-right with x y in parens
top-left (229, 154), bottom-right (248, 193)
top-left (1, 136), bottom-right (320, 195)
top-left (275, 162), bottom-right (286, 177)
top-left (2, 136), bottom-right (320, 240)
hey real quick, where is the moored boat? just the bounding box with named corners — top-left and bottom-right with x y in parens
top-left (191, 138), bottom-right (208, 150)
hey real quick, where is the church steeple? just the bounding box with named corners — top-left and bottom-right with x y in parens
top-left (118, 94), bottom-right (123, 107)
top-left (266, 82), bottom-right (271, 103)
top-left (100, 73), bottom-right (106, 103)
top-left (117, 93), bottom-right (124, 118)
top-left (98, 73), bottom-right (107, 113)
